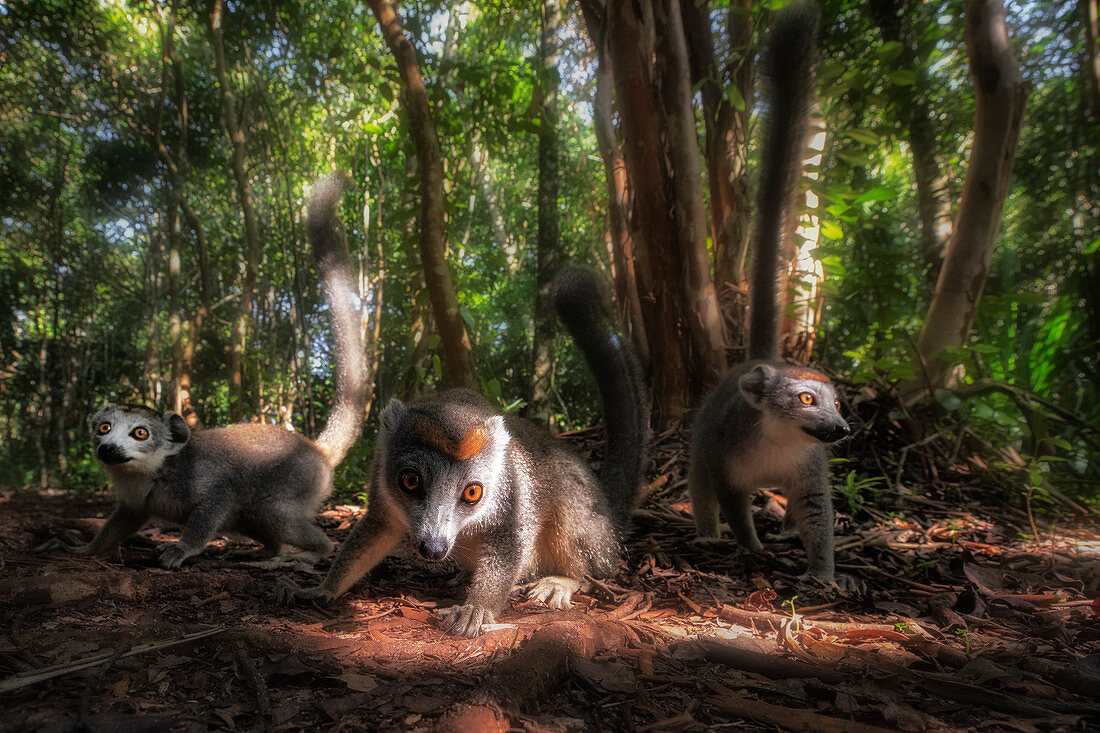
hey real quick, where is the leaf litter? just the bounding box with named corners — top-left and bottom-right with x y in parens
top-left (1, 422), bottom-right (1098, 732)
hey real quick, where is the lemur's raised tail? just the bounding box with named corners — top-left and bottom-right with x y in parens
top-left (277, 265), bottom-right (649, 637)
top-left (36, 172), bottom-right (368, 569)
top-left (688, 2), bottom-right (856, 591)
top-left (553, 265), bottom-right (649, 529)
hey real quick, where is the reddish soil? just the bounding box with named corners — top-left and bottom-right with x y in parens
top-left (3, 456), bottom-right (1100, 732)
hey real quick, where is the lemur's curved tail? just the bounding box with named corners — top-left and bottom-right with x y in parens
top-left (554, 266), bottom-right (649, 529)
top-left (308, 172), bottom-right (369, 467)
top-left (748, 0), bottom-right (820, 361)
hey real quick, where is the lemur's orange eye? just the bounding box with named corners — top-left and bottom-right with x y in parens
top-left (131, 427), bottom-right (149, 440)
top-left (97, 422), bottom-right (112, 435)
top-left (799, 392), bottom-right (815, 405)
top-left (399, 470), bottom-right (421, 492)
top-left (834, 400), bottom-right (841, 411)
top-left (462, 482), bottom-right (483, 504)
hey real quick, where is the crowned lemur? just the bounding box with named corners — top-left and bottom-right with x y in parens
top-left (37, 172), bottom-right (368, 568)
top-left (278, 266), bottom-right (649, 637)
top-left (688, 1), bottom-right (853, 587)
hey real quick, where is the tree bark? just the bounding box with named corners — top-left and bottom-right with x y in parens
top-left (529, 0), bottom-right (561, 427)
top-left (1084, 0), bottom-right (1100, 118)
top-left (580, 0), bottom-right (725, 426)
top-left (211, 0), bottom-right (262, 421)
top-left (907, 0), bottom-right (1028, 394)
top-left (870, 0), bottom-right (954, 273)
top-left (367, 0), bottom-right (477, 391)
top-left (589, 43), bottom-right (648, 366)
top-left (656, 0), bottom-right (726, 388)
top-left (683, 0), bottom-right (754, 353)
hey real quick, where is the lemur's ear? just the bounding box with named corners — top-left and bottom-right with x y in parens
top-left (380, 399), bottom-right (407, 434)
top-left (164, 412), bottom-right (191, 444)
top-left (739, 364), bottom-right (774, 409)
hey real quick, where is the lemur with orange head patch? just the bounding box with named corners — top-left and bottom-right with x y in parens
top-left (278, 267), bottom-right (648, 637)
top-left (688, 1), bottom-right (853, 587)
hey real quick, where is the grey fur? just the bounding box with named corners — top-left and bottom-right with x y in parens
top-left (688, 3), bottom-right (852, 586)
top-left (278, 267), bottom-right (648, 637)
top-left (690, 362), bottom-right (849, 583)
top-left (36, 173), bottom-right (367, 568)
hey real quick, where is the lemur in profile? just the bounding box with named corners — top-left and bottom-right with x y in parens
top-left (278, 266), bottom-right (648, 637)
top-left (688, 1), bottom-right (852, 587)
top-left (36, 173), bottom-right (368, 569)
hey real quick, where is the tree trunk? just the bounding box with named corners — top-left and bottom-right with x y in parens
top-left (870, 0), bottom-right (954, 273)
top-left (683, 0), bottom-right (754, 355)
top-left (656, 0), bottom-right (727, 388)
top-left (590, 47), bottom-right (648, 366)
top-left (529, 0), bottom-right (561, 427)
top-left (1083, 0), bottom-right (1100, 118)
top-left (211, 0), bottom-right (263, 422)
top-left (580, 0), bottom-right (725, 426)
top-left (907, 0), bottom-right (1028, 394)
top-left (159, 9), bottom-right (184, 417)
top-left (367, 0), bottom-right (477, 391)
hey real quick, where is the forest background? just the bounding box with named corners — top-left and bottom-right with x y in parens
top-left (1, 0), bottom-right (1097, 510)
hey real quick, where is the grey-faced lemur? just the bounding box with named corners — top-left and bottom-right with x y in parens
top-left (688, 1), bottom-right (852, 587)
top-left (36, 172), bottom-right (368, 569)
top-left (277, 266), bottom-right (648, 637)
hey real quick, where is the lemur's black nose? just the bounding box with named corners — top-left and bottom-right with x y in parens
top-left (418, 538), bottom-right (451, 562)
top-left (97, 444), bottom-right (131, 465)
top-left (802, 422), bottom-right (851, 444)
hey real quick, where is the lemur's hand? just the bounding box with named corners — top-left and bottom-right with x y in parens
top-left (34, 536), bottom-right (92, 555)
top-left (274, 579), bottom-right (334, 607)
top-left (437, 603), bottom-right (496, 638)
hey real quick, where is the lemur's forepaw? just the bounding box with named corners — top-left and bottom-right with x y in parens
top-left (157, 543), bottom-right (191, 569)
top-left (274, 579), bottom-right (334, 607)
top-left (524, 576), bottom-right (581, 609)
top-left (34, 537), bottom-right (88, 555)
top-left (691, 535), bottom-right (736, 549)
top-left (796, 571), bottom-right (862, 596)
top-left (437, 603), bottom-right (495, 638)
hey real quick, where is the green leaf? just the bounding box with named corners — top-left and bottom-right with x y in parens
top-left (853, 187), bottom-right (897, 204)
top-left (888, 70), bottom-right (917, 86)
top-left (820, 220), bottom-right (844, 240)
top-left (877, 41), bottom-right (903, 64)
top-left (725, 83), bottom-right (746, 111)
top-left (836, 151), bottom-right (872, 167)
top-left (845, 128), bottom-right (881, 146)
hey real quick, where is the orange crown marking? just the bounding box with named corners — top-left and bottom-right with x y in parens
top-left (454, 429), bottom-right (487, 461)
top-left (412, 416), bottom-right (488, 461)
top-left (786, 368), bottom-right (830, 383)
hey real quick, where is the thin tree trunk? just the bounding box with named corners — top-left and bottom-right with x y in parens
top-left (906, 0), bottom-right (1028, 394)
top-left (656, 0), bottom-right (726, 390)
top-left (367, 0), bottom-right (477, 390)
top-left (211, 0), bottom-right (263, 421)
top-left (160, 9), bottom-right (184, 416)
top-left (683, 0), bottom-right (754, 353)
top-left (590, 47), bottom-right (648, 366)
top-left (870, 0), bottom-right (953, 273)
top-left (1083, 0), bottom-right (1100, 118)
top-left (529, 0), bottom-right (561, 427)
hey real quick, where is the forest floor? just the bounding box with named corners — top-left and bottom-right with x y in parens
top-left (2, 429), bottom-right (1100, 732)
